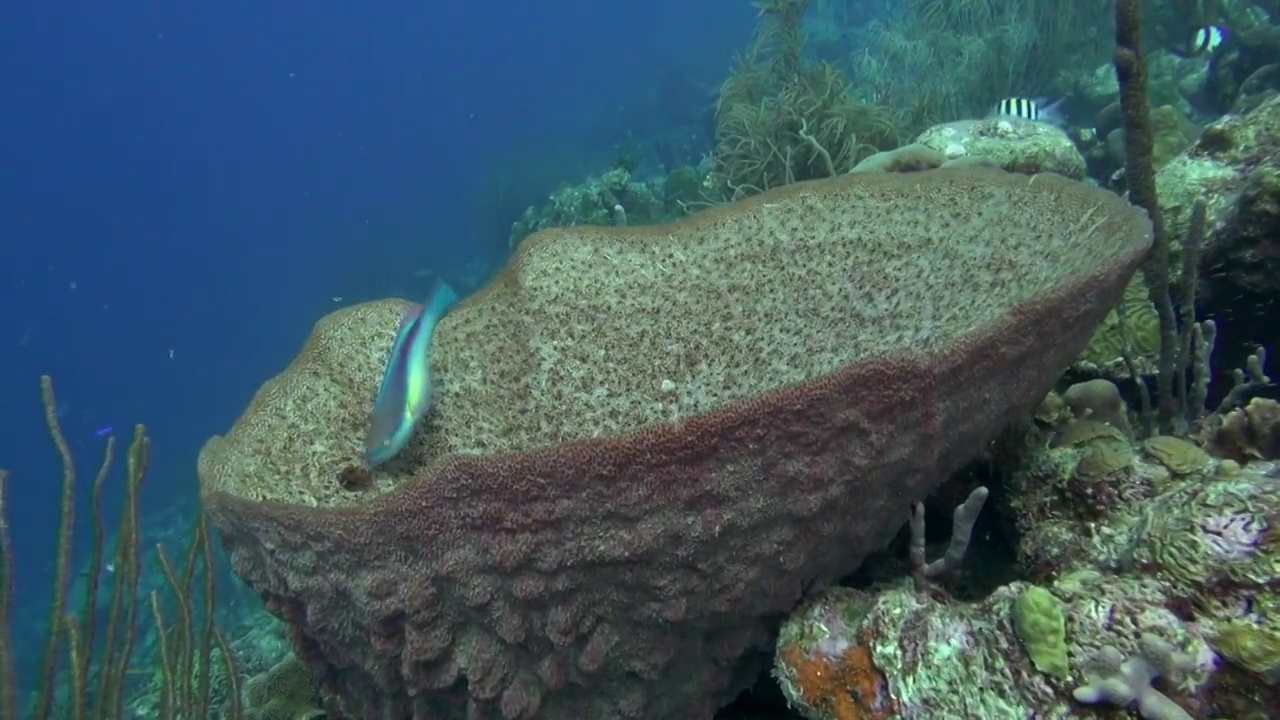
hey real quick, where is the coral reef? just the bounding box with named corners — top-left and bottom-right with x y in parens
top-left (851, 116), bottom-right (1088, 180)
top-left (1201, 397), bottom-right (1280, 462)
top-left (707, 0), bottom-right (897, 200)
top-left (1153, 92), bottom-right (1280, 354)
top-left (507, 166), bottom-right (703, 249)
top-left (1205, 23), bottom-right (1280, 114)
top-left (1072, 634), bottom-right (1200, 719)
top-left (1075, 275), bottom-right (1162, 372)
top-left (776, 573), bottom-right (1216, 719)
top-left (778, 378), bottom-right (1280, 719)
top-left (1013, 585), bottom-right (1070, 679)
top-left (1002, 405), bottom-right (1280, 707)
top-left (913, 117), bottom-right (1087, 179)
top-left (1, 376), bottom-right (248, 720)
top-left (851, 0), bottom-right (1111, 134)
top-left (199, 169), bottom-right (1149, 719)
top-left (243, 656), bottom-right (325, 720)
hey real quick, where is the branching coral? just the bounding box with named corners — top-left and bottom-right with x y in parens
top-left (851, 0), bottom-right (1111, 137)
top-left (708, 0), bottom-right (898, 200)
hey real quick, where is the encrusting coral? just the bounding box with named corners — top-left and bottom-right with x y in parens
top-left (778, 379), bottom-right (1280, 718)
top-left (198, 169), bottom-right (1150, 719)
top-left (242, 655), bottom-right (324, 720)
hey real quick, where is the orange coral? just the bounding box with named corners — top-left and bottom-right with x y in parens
top-left (779, 634), bottom-right (896, 720)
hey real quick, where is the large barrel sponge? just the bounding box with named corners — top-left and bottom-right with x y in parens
top-left (199, 169), bottom-right (1151, 720)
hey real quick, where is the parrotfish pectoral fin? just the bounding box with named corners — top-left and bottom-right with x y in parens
top-left (364, 280), bottom-right (461, 468)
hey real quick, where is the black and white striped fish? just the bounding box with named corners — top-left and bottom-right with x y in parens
top-left (1190, 25), bottom-right (1225, 55)
top-left (992, 97), bottom-right (1065, 125)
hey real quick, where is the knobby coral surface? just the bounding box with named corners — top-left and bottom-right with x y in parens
top-left (199, 169), bottom-right (1151, 720)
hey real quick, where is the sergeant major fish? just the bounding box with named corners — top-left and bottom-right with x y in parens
top-left (1190, 25), bottom-right (1225, 55)
top-left (993, 96), bottom-right (1065, 125)
top-left (366, 281), bottom-right (460, 467)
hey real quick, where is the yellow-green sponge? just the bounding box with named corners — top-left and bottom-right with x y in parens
top-left (1013, 585), bottom-right (1070, 679)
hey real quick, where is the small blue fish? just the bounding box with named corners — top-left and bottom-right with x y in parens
top-left (366, 281), bottom-right (459, 467)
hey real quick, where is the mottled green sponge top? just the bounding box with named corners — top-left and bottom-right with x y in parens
top-left (199, 168), bottom-right (1150, 506)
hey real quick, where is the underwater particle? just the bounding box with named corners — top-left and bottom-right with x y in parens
top-left (1012, 585), bottom-right (1070, 679)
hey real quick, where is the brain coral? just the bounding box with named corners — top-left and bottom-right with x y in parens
top-left (198, 168), bottom-right (1151, 720)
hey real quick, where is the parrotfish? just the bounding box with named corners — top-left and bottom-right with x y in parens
top-left (365, 281), bottom-right (460, 467)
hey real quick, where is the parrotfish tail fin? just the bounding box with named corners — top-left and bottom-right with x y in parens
top-left (424, 280), bottom-right (461, 319)
top-left (1036, 97), bottom-right (1067, 126)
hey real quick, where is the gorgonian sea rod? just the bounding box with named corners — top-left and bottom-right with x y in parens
top-left (199, 169), bottom-right (1152, 720)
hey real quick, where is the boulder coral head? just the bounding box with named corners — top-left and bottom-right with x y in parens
top-left (198, 169), bottom-right (1152, 720)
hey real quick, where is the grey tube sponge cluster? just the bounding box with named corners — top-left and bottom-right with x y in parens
top-left (1072, 633), bottom-right (1197, 720)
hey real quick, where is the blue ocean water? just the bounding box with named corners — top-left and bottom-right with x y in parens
top-left (0, 0), bottom-right (749, 697)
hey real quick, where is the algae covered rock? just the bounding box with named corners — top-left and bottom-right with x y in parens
top-left (508, 166), bottom-right (689, 248)
top-left (775, 573), bottom-right (1215, 719)
top-left (914, 117), bottom-right (1087, 179)
top-left (243, 656), bottom-right (324, 720)
top-left (199, 169), bottom-right (1149, 719)
top-left (1005, 405), bottom-right (1280, 712)
top-left (1155, 93), bottom-right (1280, 345)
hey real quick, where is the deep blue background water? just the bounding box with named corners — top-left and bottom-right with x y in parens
top-left (0, 0), bottom-right (751, 641)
